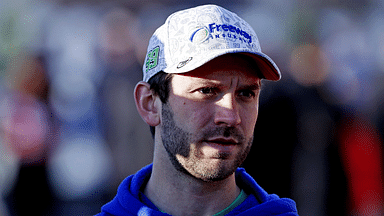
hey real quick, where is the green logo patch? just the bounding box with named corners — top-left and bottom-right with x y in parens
top-left (145, 46), bottom-right (160, 72)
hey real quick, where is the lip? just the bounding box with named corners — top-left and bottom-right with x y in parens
top-left (203, 138), bottom-right (238, 153)
top-left (205, 137), bottom-right (238, 145)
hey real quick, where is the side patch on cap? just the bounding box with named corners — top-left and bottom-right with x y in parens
top-left (145, 46), bottom-right (160, 72)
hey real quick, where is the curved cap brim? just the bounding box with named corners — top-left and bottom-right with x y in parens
top-left (164, 50), bottom-right (281, 81)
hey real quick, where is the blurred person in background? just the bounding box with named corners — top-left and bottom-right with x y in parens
top-left (1, 53), bottom-right (54, 216)
top-left (97, 4), bottom-right (298, 216)
top-left (0, 0), bottom-right (56, 215)
top-left (96, 5), bottom-right (154, 189)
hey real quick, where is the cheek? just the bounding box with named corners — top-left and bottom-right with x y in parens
top-left (170, 99), bottom-right (212, 130)
top-left (241, 106), bottom-right (258, 135)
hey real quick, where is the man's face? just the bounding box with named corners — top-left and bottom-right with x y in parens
top-left (160, 54), bottom-right (261, 182)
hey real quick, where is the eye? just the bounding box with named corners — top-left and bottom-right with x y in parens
top-left (198, 87), bottom-right (217, 95)
top-left (193, 87), bottom-right (220, 100)
top-left (238, 89), bottom-right (256, 99)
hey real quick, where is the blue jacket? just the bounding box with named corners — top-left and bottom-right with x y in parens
top-left (96, 164), bottom-right (298, 215)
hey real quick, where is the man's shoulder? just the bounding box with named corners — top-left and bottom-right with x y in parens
top-left (228, 194), bottom-right (298, 216)
top-left (234, 168), bottom-right (299, 215)
top-left (96, 164), bottom-right (154, 216)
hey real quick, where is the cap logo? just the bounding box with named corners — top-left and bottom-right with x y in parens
top-left (208, 23), bottom-right (252, 44)
top-left (190, 27), bottom-right (210, 44)
top-left (145, 46), bottom-right (160, 72)
top-left (177, 57), bottom-right (193, 69)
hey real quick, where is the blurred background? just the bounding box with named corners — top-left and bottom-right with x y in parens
top-left (0, 0), bottom-right (383, 215)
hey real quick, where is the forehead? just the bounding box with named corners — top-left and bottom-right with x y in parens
top-left (173, 54), bottom-right (261, 84)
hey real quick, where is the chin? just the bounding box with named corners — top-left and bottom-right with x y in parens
top-left (183, 159), bottom-right (239, 182)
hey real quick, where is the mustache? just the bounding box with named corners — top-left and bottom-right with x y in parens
top-left (200, 126), bottom-right (245, 143)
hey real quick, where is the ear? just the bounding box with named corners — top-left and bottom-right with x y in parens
top-left (134, 81), bottom-right (161, 127)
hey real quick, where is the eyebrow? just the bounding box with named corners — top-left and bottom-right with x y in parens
top-left (186, 79), bottom-right (261, 91)
top-left (237, 83), bottom-right (261, 91)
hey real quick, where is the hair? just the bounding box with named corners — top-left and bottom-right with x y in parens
top-left (147, 71), bottom-right (174, 138)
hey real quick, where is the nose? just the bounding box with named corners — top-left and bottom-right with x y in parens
top-left (214, 93), bottom-right (241, 127)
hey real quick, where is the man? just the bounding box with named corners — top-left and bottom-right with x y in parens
top-left (97, 4), bottom-right (298, 216)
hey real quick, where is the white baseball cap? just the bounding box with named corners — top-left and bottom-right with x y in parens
top-left (143, 4), bottom-right (281, 82)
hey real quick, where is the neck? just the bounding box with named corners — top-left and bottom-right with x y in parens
top-left (144, 139), bottom-right (240, 216)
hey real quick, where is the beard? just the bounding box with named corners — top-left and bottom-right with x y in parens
top-left (161, 102), bottom-right (253, 182)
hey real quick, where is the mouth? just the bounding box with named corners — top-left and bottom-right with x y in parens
top-left (203, 138), bottom-right (239, 154)
top-left (205, 137), bottom-right (238, 145)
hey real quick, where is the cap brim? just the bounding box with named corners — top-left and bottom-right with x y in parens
top-left (241, 52), bottom-right (281, 81)
top-left (165, 50), bottom-right (281, 81)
